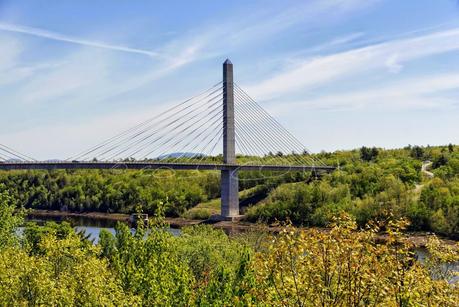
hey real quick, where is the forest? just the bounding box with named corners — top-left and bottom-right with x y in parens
top-left (0, 144), bottom-right (458, 237)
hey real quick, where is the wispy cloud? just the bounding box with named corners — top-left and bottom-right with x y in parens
top-left (303, 32), bottom-right (366, 54)
top-left (0, 22), bottom-right (163, 58)
top-left (212, 0), bottom-right (378, 51)
top-left (0, 37), bottom-right (22, 69)
top-left (0, 0), bottom-right (378, 105)
top-left (16, 41), bottom-right (206, 106)
top-left (20, 49), bottom-right (112, 104)
top-left (0, 36), bottom-right (57, 86)
top-left (268, 73), bottom-right (459, 113)
top-left (1, 22), bottom-right (210, 105)
top-left (246, 28), bottom-right (459, 100)
top-left (4, 0), bottom-right (457, 155)
top-left (0, 95), bottom-right (193, 159)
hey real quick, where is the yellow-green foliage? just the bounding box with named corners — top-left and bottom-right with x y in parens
top-left (0, 199), bottom-right (458, 305)
top-left (0, 234), bottom-right (136, 305)
top-left (252, 216), bottom-right (459, 306)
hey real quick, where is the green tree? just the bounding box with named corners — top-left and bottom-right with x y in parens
top-left (0, 188), bottom-right (24, 250)
top-left (410, 145), bottom-right (425, 159)
top-left (99, 223), bottom-right (194, 305)
top-left (360, 146), bottom-right (379, 162)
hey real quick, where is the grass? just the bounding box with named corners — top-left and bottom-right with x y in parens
top-left (182, 187), bottom-right (259, 220)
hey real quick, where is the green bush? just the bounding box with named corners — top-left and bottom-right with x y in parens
top-left (183, 208), bottom-right (212, 220)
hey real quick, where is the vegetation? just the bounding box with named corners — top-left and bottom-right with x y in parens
top-left (247, 145), bottom-right (459, 238)
top-left (0, 169), bottom-right (221, 217)
top-left (252, 216), bottom-right (459, 306)
top-left (0, 165), bottom-right (302, 217)
top-left (0, 145), bottom-right (458, 238)
top-left (182, 186), bottom-right (261, 219)
top-left (0, 189), bottom-right (458, 305)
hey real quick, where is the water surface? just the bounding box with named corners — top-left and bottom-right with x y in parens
top-left (25, 214), bottom-right (181, 243)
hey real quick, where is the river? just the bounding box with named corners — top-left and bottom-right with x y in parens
top-left (25, 214), bottom-right (181, 243)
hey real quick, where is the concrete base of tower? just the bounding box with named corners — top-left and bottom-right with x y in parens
top-left (220, 169), bottom-right (239, 217)
top-left (208, 214), bottom-right (245, 222)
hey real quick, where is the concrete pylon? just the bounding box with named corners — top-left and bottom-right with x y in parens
top-left (221, 59), bottom-right (239, 218)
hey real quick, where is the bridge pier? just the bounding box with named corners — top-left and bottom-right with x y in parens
top-left (221, 59), bottom-right (240, 219)
top-left (221, 169), bottom-right (239, 217)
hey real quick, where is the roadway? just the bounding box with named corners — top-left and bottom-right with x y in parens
top-left (0, 161), bottom-right (335, 173)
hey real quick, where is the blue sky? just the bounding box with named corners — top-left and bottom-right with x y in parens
top-left (0, 0), bottom-right (459, 159)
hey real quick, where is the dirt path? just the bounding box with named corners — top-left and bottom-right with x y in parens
top-left (414, 161), bottom-right (434, 193)
top-left (421, 161), bottom-right (434, 178)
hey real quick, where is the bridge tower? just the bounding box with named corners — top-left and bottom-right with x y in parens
top-left (221, 59), bottom-right (240, 218)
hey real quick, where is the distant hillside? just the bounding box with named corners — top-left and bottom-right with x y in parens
top-left (156, 152), bottom-right (206, 159)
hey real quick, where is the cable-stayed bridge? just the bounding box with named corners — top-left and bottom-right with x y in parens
top-left (0, 60), bottom-right (334, 219)
top-left (0, 143), bottom-right (36, 162)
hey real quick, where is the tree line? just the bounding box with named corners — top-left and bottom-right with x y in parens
top-left (0, 145), bottom-right (458, 237)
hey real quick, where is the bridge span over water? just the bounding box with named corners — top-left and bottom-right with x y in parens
top-left (0, 60), bottom-right (335, 219)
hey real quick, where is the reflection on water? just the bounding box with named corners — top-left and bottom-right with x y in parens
top-left (25, 214), bottom-right (181, 244)
top-left (27, 214), bottom-right (119, 228)
top-left (415, 247), bottom-right (458, 284)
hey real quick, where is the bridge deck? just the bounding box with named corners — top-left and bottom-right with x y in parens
top-left (0, 162), bottom-right (335, 172)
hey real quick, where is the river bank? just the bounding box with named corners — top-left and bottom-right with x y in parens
top-left (28, 209), bottom-right (458, 248)
top-left (28, 209), bottom-right (202, 228)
